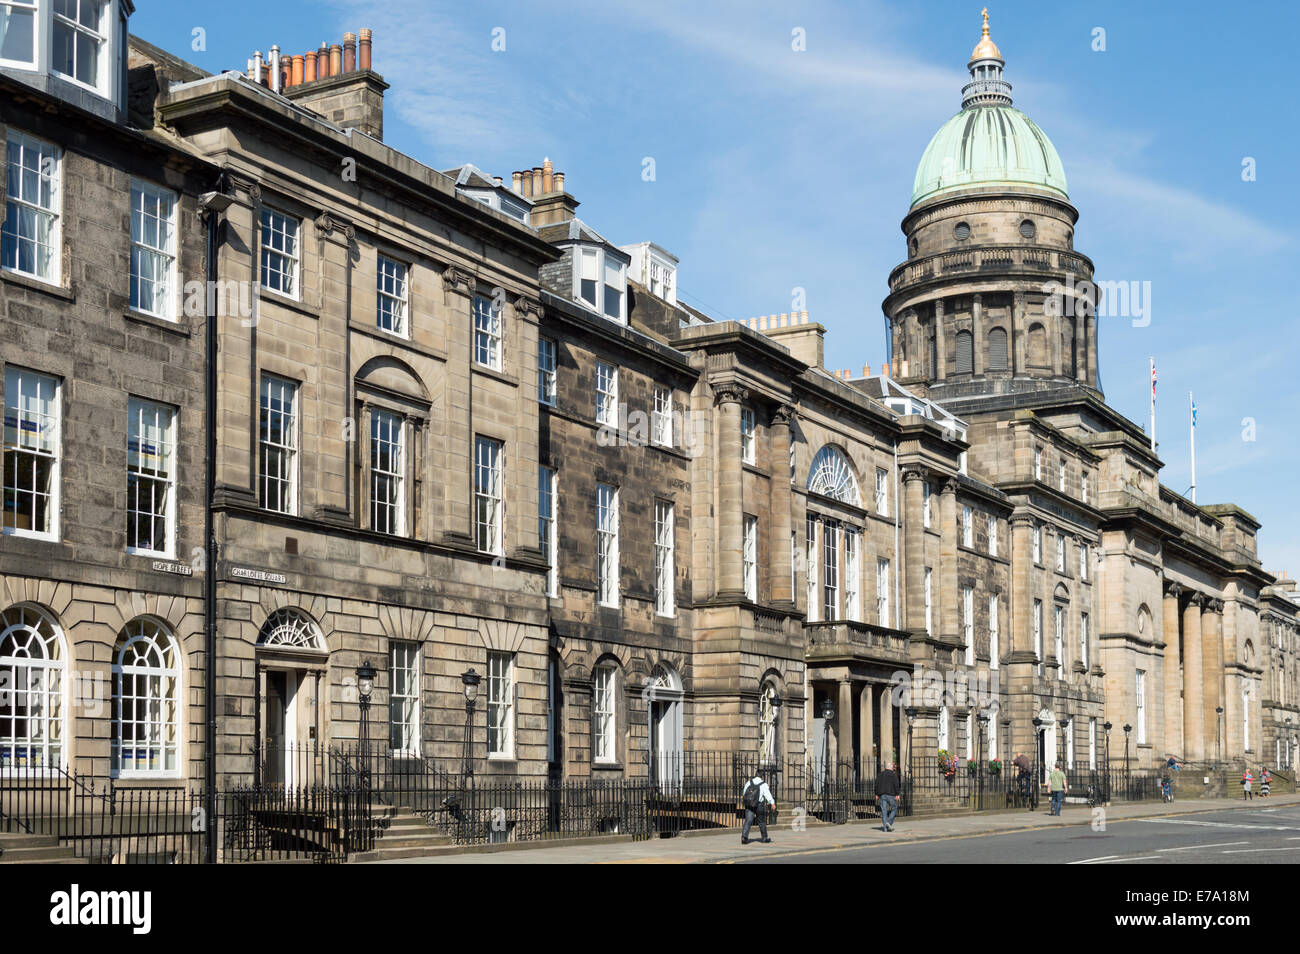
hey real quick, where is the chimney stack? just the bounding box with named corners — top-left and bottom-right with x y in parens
top-left (511, 171), bottom-right (524, 194)
top-left (269, 45), bottom-right (282, 92)
top-left (290, 54), bottom-right (304, 87)
top-left (344, 32), bottom-right (357, 72)
top-left (359, 29), bottom-right (373, 70)
top-left (304, 50), bottom-right (317, 82)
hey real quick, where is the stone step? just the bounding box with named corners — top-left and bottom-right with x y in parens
top-left (0, 837), bottom-right (86, 864)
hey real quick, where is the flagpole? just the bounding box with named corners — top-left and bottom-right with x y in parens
top-left (1189, 390), bottom-right (1197, 504)
top-left (1149, 357), bottom-right (1156, 453)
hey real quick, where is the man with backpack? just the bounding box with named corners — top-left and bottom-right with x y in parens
top-left (741, 771), bottom-right (775, 844)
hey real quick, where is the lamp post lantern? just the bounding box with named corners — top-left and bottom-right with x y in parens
top-left (1103, 721), bottom-right (1113, 801)
top-left (904, 705), bottom-right (917, 788)
top-left (355, 659), bottom-right (377, 778)
top-left (1215, 706), bottom-right (1224, 766)
top-left (461, 667), bottom-right (481, 785)
top-left (1123, 723), bottom-right (1133, 794)
top-left (976, 709), bottom-right (990, 811)
top-left (820, 695), bottom-right (836, 820)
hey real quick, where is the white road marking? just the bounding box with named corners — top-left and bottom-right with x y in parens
top-left (1221, 846), bottom-right (1300, 854)
top-left (1136, 818), bottom-right (1300, 831)
top-left (1069, 855), bottom-right (1119, 864)
top-left (1088, 855), bottom-right (1161, 864)
top-left (1156, 841), bottom-right (1249, 852)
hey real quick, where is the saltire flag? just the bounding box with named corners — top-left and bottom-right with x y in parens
top-left (1191, 396), bottom-right (1197, 427)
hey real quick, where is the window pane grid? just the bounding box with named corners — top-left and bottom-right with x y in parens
top-left (52, 0), bottom-right (105, 88)
top-left (655, 500), bottom-right (674, 616)
top-left (487, 652), bottom-right (513, 757)
top-left (389, 641), bottom-right (419, 754)
top-left (744, 514), bottom-right (759, 603)
top-left (473, 295), bottom-right (502, 370)
top-left (539, 466), bottom-right (557, 597)
top-left (0, 607), bottom-right (64, 772)
top-left (474, 437), bottom-right (503, 554)
top-left (594, 666), bottom-right (615, 762)
top-left (259, 207), bottom-right (299, 297)
top-left (129, 181), bottom-right (176, 318)
top-left (537, 338), bottom-right (557, 405)
top-left (2, 132), bottom-right (60, 282)
top-left (3, 367), bottom-right (59, 536)
top-left (595, 362), bottom-right (617, 426)
top-left (111, 619), bottom-right (179, 777)
top-left (370, 410), bottom-right (404, 535)
top-left (596, 483), bottom-right (619, 606)
top-left (126, 398), bottom-right (176, 555)
top-left (258, 375), bottom-right (297, 513)
top-left (652, 387), bottom-right (672, 446)
top-left (376, 255), bottom-right (408, 335)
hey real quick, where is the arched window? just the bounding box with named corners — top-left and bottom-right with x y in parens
top-left (955, 330), bottom-right (973, 374)
top-left (758, 682), bottom-right (780, 765)
top-left (1027, 323), bottom-right (1048, 368)
top-left (112, 619), bottom-right (180, 777)
top-left (807, 446), bottom-right (860, 506)
top-left (258, 608), bottom-right (326, 653)
top-left (0, 606), bottom-right (65, 771)
top-left (988, 327), bottom-right (1009, 370)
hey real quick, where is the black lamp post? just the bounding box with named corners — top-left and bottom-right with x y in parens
top-left (976, 709), bottom-right (990, 811)
top-left (904, 705), bottom-right (917, 786)
top-left (1059, 715), bottom-right (1070, 772)
top-left (1032, 716), bottom-right (1043, 799)
top-left (1123, 723), bottom-right (1133, 795)
top-left (1103, 721), bottom-right (1113, 801)
top-left (355, 659), bottom-right (376, 778)
top-left (461, 667), bottom-right (481, 786)
top-left (820, 695), bottom-right (836, 820)
top-left (1215, 706), bottom-right (1224, 766)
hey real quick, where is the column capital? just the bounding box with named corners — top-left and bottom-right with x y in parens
top-left (712, 383), bottom-right (749, 407)
top-left (1206, 598), bottom-right (1226, 614)
top-left (1163, 580), bottom-right (1183, 599)
top-left (513, 294), bottom-right (544, 319)
top-left (441, 265), bottom-right (476, 296)
top-left (901, 465), bottom-right (927, 484)
top-left (941, 476), bottom-right (960, 496)
top-left (1188, 591), bottom-right (1206, 608)
top-left (1009, 512), bottom-right (1036, 528)
top-left (771, 404), bottom-right (796, 427)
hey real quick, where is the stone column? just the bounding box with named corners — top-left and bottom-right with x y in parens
top-left (1085, 312), bottom-right (1098, 388)
top-left (1074, 309), bottom-right (1088, 383)
top-left (714, 385), bottom-right (748, 596)
top-left (972, 293), bottom-right (984, 375)
top-left (838, 680), bottom-right (854, 770)
top-left (934, 299), bottom-right (947, 380)
top-left (1203, 599), bottom-right (1225, 760)
top-left (860, 684), bottom-right (876, 772)
top-left (939, 478), bottom-right (959, 641)
top-left (1183, 593), bottom-right (1206, 761)
top-left (357, 400), bottom-right (373, 526)
top-left (1162, 582), bottom-right (1183, 757)
top-left (768, 406), bottom-right (795, 604)
top-left (902, 467), bottom-right (927, 634)
top-left (881, 690), bottom-right (896, 765)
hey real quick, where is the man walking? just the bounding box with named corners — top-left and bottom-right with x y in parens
top-left (741, 771), bottom-right (775, 844)
top-left (875, 760), bottom-right (903, 832)
top-left (1048, 761), bottom-right (1067, 816)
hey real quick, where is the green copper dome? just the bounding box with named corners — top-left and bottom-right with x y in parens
top-left (911, 105), bottom-right (1068, 209)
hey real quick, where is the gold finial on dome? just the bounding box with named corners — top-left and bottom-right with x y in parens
top-left (970, 7), bottom-right (1003, 61)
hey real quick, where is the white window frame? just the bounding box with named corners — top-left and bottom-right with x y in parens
top-left (1034, 446), bottom-right (1043, 481)
top-left (1080, 542), bottom-right (1090, 581)
top-left (596, 482), bottom-right (619, 607)
top-left (50, 0), bottom-right (109, 93)
top-left (1056, 533), bottom-right (1066, 573)
top-left (376, 254), bottom-right (409, 337)
top-left (3, 366), bottom-right (61, 540)
top-left (370, 409), bottom-right (405, 536)
top-left (1054, 604), bottom-right (1065, 677)
top-left (744, 513), bottom-right (760, 603)
top-left (487, 651), bottom-right (514, 759)
top-left (1089, 718), bottom-right (1097, 769)
top-left (924, 567), bottom-right (933, 636)
top-left (474, 436), bottom-right (504, 555)
top-left (740, 407), bottom-right (756, 465)
top-left (473, 293), bottom-right (503, 371)
top-left (111, 618), bottom-right (180, 779)
top-left (129, 179), bottom-right (178, 320)
top-left (593, 664), bottom-right (616, 764)
top-left (922, 481), bottom-right (931, 528)
top-left (1082, 471), bottom-right (1090, 503)
top-left (574, 245), bottom-right (627, 324)
top-left (1080, 612), bottom-right (1090, 670)
top-left (1136, 669), bottom-right (1147, 745)
top-left (0, 605), bottom-right (66, 773)
top-left (539, 465), bottom-right (558, 597)
top-left (877, 557), bottom-right (891, 628)
top-left (1033, 599), bottom-right (1043, 676)
top-left (989, 595), bottom-right (999, 670)
top-left (258, 374), bottom-right (297, 515)
top-left (652, 386), bottom-right (673, 447)
top-left (259, 206), bottom-right (300, 300)
top-left (654, 498), bottom-right (675, 616)
top-left (1058, 460), bottom-right (1067, 492)
top-left (962, 505), bottom-right (973, 547)
top-left (595, 361), bottom-right (618, 427)
top-left (844, 528), bottom-right (860, 622)
top-left (537, 337), bottom-right (557, 406)
top-left (875, 468), bottom-right (889, 517)
top-left (125, 397), bottom-right (176, 557)
top-left (963, 586), bottom-right (974, 665)
top-left (0, 1), bottom-right (40, 72)
top-left (1032, 522), bottom-right (1041, 564)
top-left (2, 130), bottom-right (61, 285)
top-left (987, 514), bottom-right (997, 556)
top-left (389, 640), bottom-right (420, 756)
top-left (806, 517), bottom-right (818, 623)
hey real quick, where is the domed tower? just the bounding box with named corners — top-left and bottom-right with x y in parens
top-left (883, 10), bottom-right (1099, 404)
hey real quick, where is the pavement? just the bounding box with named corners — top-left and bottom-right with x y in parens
top-left (379, 792), bottom-right (1300, 864)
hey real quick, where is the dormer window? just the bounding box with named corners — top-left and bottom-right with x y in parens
top-left (575, 246), bottom-right (626, 324)
top-left (0, 1), bottom-right (126, 108)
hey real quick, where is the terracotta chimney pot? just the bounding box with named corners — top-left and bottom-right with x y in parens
top-left (330, 44), bottom-right (342, 76)
top-left (359, 29), bottom-right (372, 71)
top-left (344, 33), bottom-right (356, 72)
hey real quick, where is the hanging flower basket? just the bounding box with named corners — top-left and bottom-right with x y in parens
top-left (937, 749), bottom-right (958, 779)
top-left (988, 759), bottom-right (1003, 777)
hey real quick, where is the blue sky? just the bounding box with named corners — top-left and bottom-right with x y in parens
top-left (134, 0), bottom-right (1299, 575)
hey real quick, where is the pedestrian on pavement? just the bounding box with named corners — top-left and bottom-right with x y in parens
top-left (1260, 769), bottom-right (1271, 797)
top-left (1167, 755), bottom-right (1182, 772)
top-left (1048, 761), bottom-right (1067, 815)
top-left (740, 771), bottom-right (775, 844)
top-left (1241, 769), bottom-right (1253, 800)
top-left (876, 760), bottom-right (903, 831)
